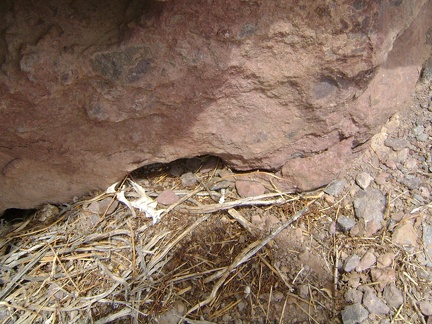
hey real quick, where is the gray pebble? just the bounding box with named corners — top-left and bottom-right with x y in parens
top-left (180, 172), bottom-right (198, 187)
top-left (400, 175), bottom-right (421, 190)
top-left (345, 289), bottom-right (363, 304)
top-left (356, 250), bottom-right (376, 272)
top-left (412, 125), bottom-right (424, 136)
top-left (384, 138), bottom-right (410, 151)
top-left (353, 188), bottom-right (386, 233)
top-left (419, 301), bottom-right (432, 316)
top-left (383, 283), bottom-right (403, 308)
top-left (355, 172), bottom-right (373, 190)
top-left (324, 179), bottom-right (347, 196)
top-left (337, 216), bottom-right (356, 232)
top-left (344, 254), bottom-right (361, 272)
top-left (417, 133), bottom-right (429, 142)
top-left (341, 303), bottom-right (369, 324)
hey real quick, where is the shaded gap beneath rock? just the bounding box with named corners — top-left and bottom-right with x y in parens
top-left (0, 208), bottom-right (37, 224)
top-left (129, 155), bottom-right (225, 180)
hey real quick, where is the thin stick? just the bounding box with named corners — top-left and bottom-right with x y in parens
top-left (266, 285), bottom-right (273, 323)
top-left (279, 296), bottom-right (289, 324)
top-left (187, 195), bottom-right (298, 214)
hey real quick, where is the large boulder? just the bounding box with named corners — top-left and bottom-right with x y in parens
top-left (0, 0), bottom-right (431, 211)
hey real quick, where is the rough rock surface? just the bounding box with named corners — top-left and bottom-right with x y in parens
top-left (0, 0), bottom-right (431, 211)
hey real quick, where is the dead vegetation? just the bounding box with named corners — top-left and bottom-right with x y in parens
top-left (0, 156), bottom-right (430, 323)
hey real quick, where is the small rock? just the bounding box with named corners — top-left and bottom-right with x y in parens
top-left (383, 283), bottom-right (404, 308)
top-left (419, 186), bottom-right (431, 199)
top-left (420, 301), bottom-right (432, 316)
top-left (392, 222), bottom-right (418, 248)
top-left (355, 172), bottom-right (374, 190)
top-left (324, 193), bottom-right (335, 204)
top-left (272, 290), bottom-right (284, 301)
top-left (370, 268), bottom-right (396, 291)
top-left (235, 180), bottom-right (266, 198)
top-left (324, 179), bottom-right (347, 196)
top-left (361, 286), bottom-right (390, 315)
top-left (344, 254), bottom-right (361, 272)
top-left (400, 175), bottom-right (421, 190)
top-left (412, 125), bottom-right (425, 136)
top-left (337, 216), bottom-right (356, 232)
top-left (417, 133), bottom-right (429, 141)
top-left (416, 252), bottom-right (429, 266)
top-left (365, 220), bottom-right (382, 237)
top-left (237, 301), bottom-right (246, 312)
top-left (356, 250), bottom-right (376, 272)
top-left (341, 303), bottom-right (369, 324)
top-left (384, 138), bottom-right (410, 151)
top-left (377, 253), bottom-right (394, 269)
top-left (299, 285), bottom-right (309, 299)
top-left (375, 172), bottom-right (390, 185)
top-left (156, 189), bottom-right (179, 205)
top-left (156, 302), bottom-right (186, 324)
top-left (346, 272), bottom-right (361, 288)
top-left (383, 148), bottom-right (409, 168)
top-left (404, 157), bottom-right (417, 169)
top-left (423, 223), bottom-right (432, 267)
top-left (180, 172), bottom-right (198, 187)
top-left (345, 289), bottom-right (363, 304)
top-left (391, 212), bottom-right (404, 222)
top-left (37, 204), bottom-right (60, 222)
top-left (353, 188), bottom-right (386, 235)
top-left (222, 314), bottom-right (232, 322)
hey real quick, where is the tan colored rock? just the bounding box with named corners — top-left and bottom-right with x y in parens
top-left (0, 0), bottom-right (430, 211)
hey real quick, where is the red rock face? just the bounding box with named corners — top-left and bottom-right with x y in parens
top-left (0, 0), bottom-right (430, 210)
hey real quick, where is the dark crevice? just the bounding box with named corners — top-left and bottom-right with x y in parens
top-left (0, 208), bottom-right (37, 224)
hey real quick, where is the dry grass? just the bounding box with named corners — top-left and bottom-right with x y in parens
top-left (0, 158), bottom-right (428, 323)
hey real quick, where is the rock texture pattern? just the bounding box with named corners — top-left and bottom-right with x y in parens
top-left (0, 0), bottom-right (431, 211)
